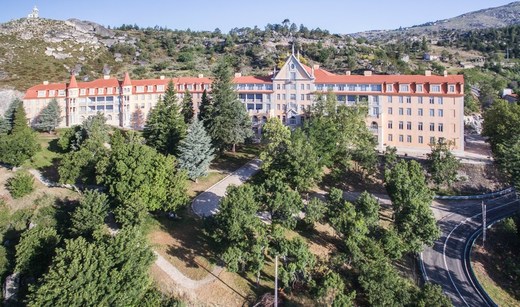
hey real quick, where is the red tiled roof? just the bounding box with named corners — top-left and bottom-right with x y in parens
top-left (69, 74), bottom-right (78, 88)
top-left (24, 83), bottom-right (67, 99)
top-left (122, 72), bottom-right (132, 87)
top-left (233, 76), bottom-right (272, 84)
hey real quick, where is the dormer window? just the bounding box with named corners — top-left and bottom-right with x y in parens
top-left (49, 90), bottom-right (56, 97)
top-left (448, 84), bottom-right (455, 93)
top-left (107, 88), bottom-right (113, 95)
top-left (431, 84), bottom-right (441, 93)
top-left (416, 84), bottom-right (423, 93)
top-left (157, 85), bottom-right (165, 92)
top-left (399, 84), bottom-right (409, 92)
top-left (89, 88), bottom-right (95, 95)
top-left (98, 88), bottom-right (104, 95)
top-left (37, 90), bottom-right (46, 98)
top-left (136, 86), bottom-right (144, 93)
top-left (386, 84), bottom-right (393, 92)
top-left (147, 85), bottom-right (154, 92)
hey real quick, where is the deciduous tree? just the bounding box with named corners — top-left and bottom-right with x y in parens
top-left (427, 138), bottom-right (460, 187)
top-left (130, 107), bottom-right (145, 130)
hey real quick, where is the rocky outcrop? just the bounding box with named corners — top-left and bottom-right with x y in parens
top-left (464, 114), bottom-right (483, 135)
top-left (0, 89), bottom-right (23, 115)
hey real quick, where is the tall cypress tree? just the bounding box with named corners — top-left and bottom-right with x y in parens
top-left (181, 89), bottom-right (195, 124)
top-left (3, 99), bottom-right (21, 133)
top-left (33, 99), bottom-right (62, 132)
top-left (143, 80), bottom-right (187, 155)
top-left (177, 118), bottom-right (215, 182)
top-left (207, 60), bottom-right (252, 152)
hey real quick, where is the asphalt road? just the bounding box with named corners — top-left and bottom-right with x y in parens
top-left (421, 194), bottom-right (519, 306)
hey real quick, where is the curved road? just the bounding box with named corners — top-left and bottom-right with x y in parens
top-left (421, 193), bottom-right (519, 306)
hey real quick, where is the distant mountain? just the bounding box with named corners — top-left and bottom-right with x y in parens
top-left (354, 1), bottom-right (520, 41)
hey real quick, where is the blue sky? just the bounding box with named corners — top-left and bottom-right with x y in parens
top-left (0, 0), bottom-right (515, 34)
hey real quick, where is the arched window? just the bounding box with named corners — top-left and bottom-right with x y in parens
top-left (371, 121), bottom-right (378, 130)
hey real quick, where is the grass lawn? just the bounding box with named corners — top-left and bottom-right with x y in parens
top-left (471, 218), bottom-right (520, 306)
top-left (23, 133), bottom-right (60, 170)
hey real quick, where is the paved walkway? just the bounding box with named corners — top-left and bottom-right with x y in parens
top-left (154, 252), bottom-right (224, 290)
top-left (192, 158), bottom-right (262, 217)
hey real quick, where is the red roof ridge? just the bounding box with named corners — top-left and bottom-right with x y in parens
top-left (69, 74), bottom-right (78, 88)
top-left (122, 72), bottom-right (132, 86)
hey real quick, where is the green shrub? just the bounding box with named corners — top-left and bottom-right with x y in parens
top-left (6, 172), bottom-right (35, 199)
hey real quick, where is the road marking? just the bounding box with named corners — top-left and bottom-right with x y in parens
top-left (442, 199), bottom-right (518, 307)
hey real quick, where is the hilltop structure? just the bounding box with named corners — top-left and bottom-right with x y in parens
top-left (27, 6), bottom-right (39, 19)
top-left (23, 55), bottom-right (465, 154)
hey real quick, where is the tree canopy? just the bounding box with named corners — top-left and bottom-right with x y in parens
top-left (177, 118), bottom-right (215, 182)
top-left (32, 99), bottom-right (62, 132)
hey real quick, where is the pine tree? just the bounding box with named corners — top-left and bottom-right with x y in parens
top-left (0, 116), bottom-right (8, 134)
top-left (177, 118), bottom-right (215, 182)
top-left (3, 99), bottom-right (21, 133)
top-left (198, 89), bottom-right (212, 124)
top-left (181, 89), bottom-right (195, 124)
top-left (33, 99), bottom-right (62, 132)
top-left (130, 108), bottom-right (145, 130)
top-left (143, 80), bottom-right (187, 155)
top-left (207, 60), bottom-right (252, 152)
top-left (0, 102), bottom-right (40, 166)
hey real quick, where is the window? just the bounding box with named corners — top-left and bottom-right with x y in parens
top-left (400, 84), bottom-right (409, 92)
top-left (429, 109), bottom-right (435, 117)
top-left (301, 94), bottom-right (305, 101)
top-left (276, 84), bottom-right (281, 90)
top-left (290, 72), bottom-right (296, 80)
top-left (399, 121), bottom-right (404, 130)
top-left (419, 136), bottom-right (424, 144)
top-left (430, 137), bottom-right (435, 145)
top-left (307, 94), bottom-right (311, 100)
top-left (98, 88), bottom-right (104, 95)
top-left (418, 122), bottom-right (423, 131)
top-left (418, 97), bottom-right (423, 104)
top-left (407, 121), bottom-right (412, 130)
top-left (107, 88), bottom-right (113, 95)
top-left (406, 96), bottom-right (411, 103)
top-left (388, 121), bottom-right (393, 129)
top-left (430, 123), bottom-right (435, 131)
top-left (449, 85), bottom-right (455, 93)
top-left (431, 85), bottom-right (441, 92)
top-left (282, 94), bottom-right (286, 100)
top-left (49, 90), bottom-right (55, 97)
top-left (418, 108), bottom-right (423, 116)
top-left (406, 108), bottom-right (412, 115)
top-left (80, 89), bottom-right (86, 95)
top-left (438, 109), bottom-right (444, 117)
top-left (388, 134), bottom-right (393, 142)
top-left (300, 84), bottom-right (305, 90)
top-left (386, 84), bottom-right (393, 92)
top-left (407, 135), bottom-right (412, 143)
top-left (388, 96), bottom-right (393, 103)
top-left (157, 85), bottom-right (165, 92)
top-left (388, 107), bottom-right (393, 115)
top-left (416, 84), bottom-right (423, 92)
top-left (290, 94), bottom-right (296, 100)
top-left (277, 94), bottom-right (281, 100)
top-left (89, 88), bottom-right (95, 95)
top-left (147, 85), bottom-right (153, 92)
top-left (291, 84), bottom-right (297, 90)
top-left (399, 108), bottom-right (404, 115)
top-left (290, 63), bottom-right (295, 70)
top-left (306, 84), bottom-right (311, 90)
top-left (438, 123), bottom-right (444, 132)
top-left (58, 90), bottom-right (65, 96)
top-left (429, 97), bottom-right (435, 104)
top-left (399, 96), bottom-right (404, 103)
top-left (37, 90), bottom-right (46, 97)
top-left (437, 97), bottom-right (443, 105)
top-left (399, 135), bottom-right (404, 142)
top-left (136, 86), bottom-right (144, 93)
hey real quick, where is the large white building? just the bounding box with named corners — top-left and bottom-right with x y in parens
top-left (23, 54), bottom-right (465, 154)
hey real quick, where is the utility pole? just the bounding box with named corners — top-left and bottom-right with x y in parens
top-left (482, 201), bottom-right (486, 248)
top-left (274, 255), bottom-right (278, 307)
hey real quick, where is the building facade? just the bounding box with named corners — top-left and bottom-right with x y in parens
top-left (23, 55), bottom-right (465, 154)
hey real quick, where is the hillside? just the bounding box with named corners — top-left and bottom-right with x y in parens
top-left (354, 1), bottom-right (520, 41)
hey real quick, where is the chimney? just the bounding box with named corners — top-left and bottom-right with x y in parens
top-left (103, 74), bottom-right (110, 80)
top-left (443, 70), bottom-right (448, 77)
top-left (313, 64), bottom-right (320, 70)
top-left (234, 72), bottom-right (242, 78)
top-left (198, 74), bottom-right (204, 78)
top-left (345, 71), bottom-right (351, 75)
top-left (425, 70), bottom-right (432, 76)
top-left (363, 70), bottom-right (372, 76)
top-left (160, 75), bottom-right (165, 80)
top-left (43, 81), bottom-right (49, 85)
